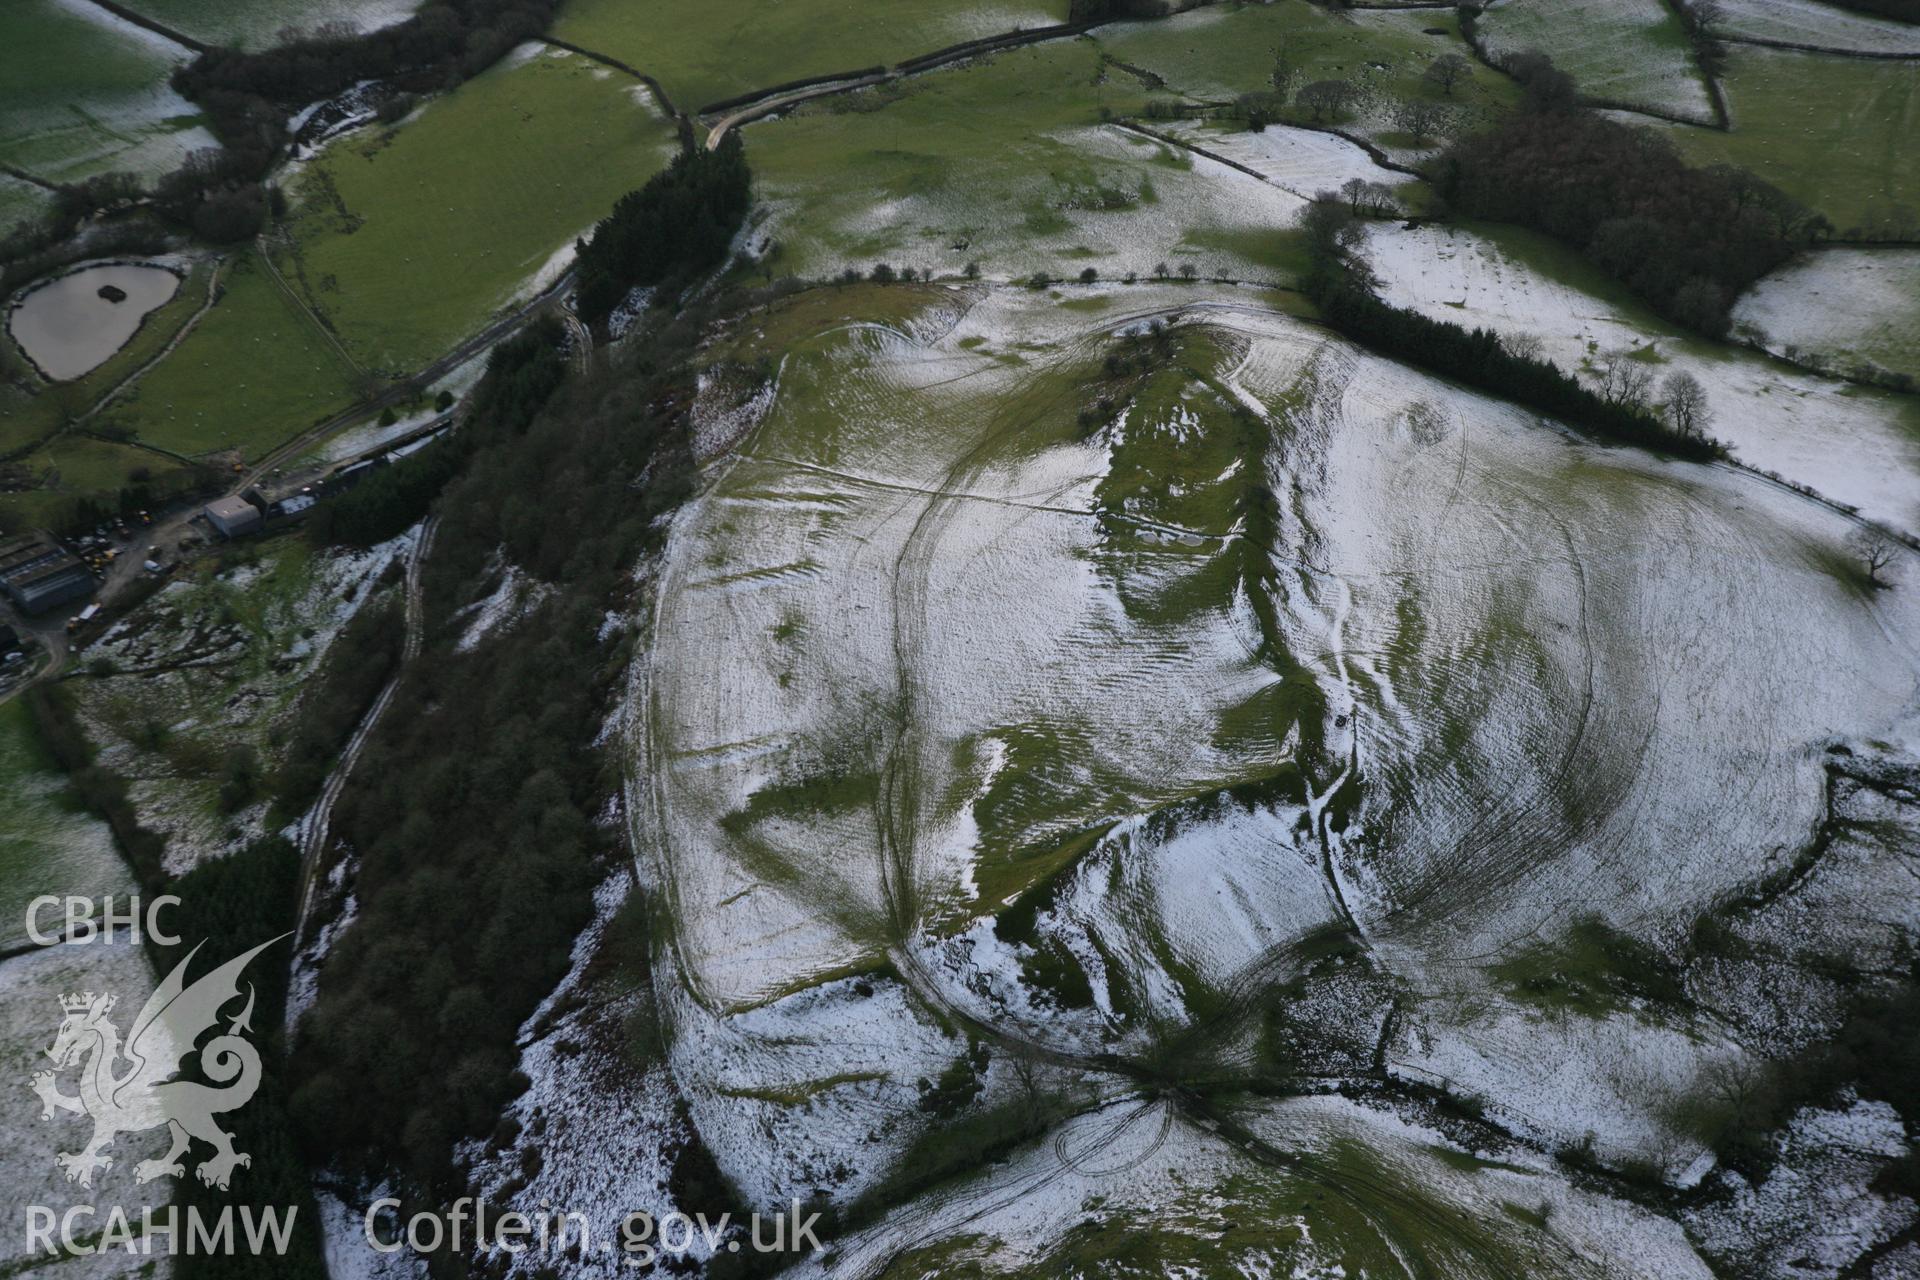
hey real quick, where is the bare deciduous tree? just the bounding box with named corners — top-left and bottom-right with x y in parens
top-left (1660, 370), bottom-right (1712, 440)
top-left (1004, 1043), bottom-right (1053, 1126)
top-left (1684, 0), bottom-right (1725, 32)
top-left (1393, 99), bottom-right (1451, 147)
top-left (1298, 78), bottom-right (1359, 122)
top-left (1595, 349), bottom-right (1655, 411)
top-left (1270, 43), bottom-right (1298, 101)
top-left (1340, 176), bottom-right (1399, 217)
top-left (1302, 190), bottom-right (1367, 260)
top-left (1850, 527), bottom-right (1898, 590)
top-left (1425, 53), bottom-right (1474, 96)
top-left (1502, 333), bottom-right (1546, 361)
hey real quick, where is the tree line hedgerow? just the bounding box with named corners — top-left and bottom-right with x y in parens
top-left (285, 294), bottom-right (701, 1196)
top-left (1298, 197), bottom-right (1724, 462)
top-left (266, 594), bottom-right (405, 822)
top-left (1, 0), bottom-right (561, 267)
top-left (155, 836), bottom-right (327, 1280)
top-left (574, 133), bottom-right (754, 328)
top-left (304, 318), bottom-right (571, 551)
top-left (174, 0), bottom-right (562, 111)
top-left (1435, 106), bottom-right (1827, 338)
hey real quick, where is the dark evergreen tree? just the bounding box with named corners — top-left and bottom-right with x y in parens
top-left (573, 133), bottom-right (754, 326)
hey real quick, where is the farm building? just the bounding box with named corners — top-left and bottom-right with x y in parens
top-left (204, 495), bottom-right (264, 539)
top-left (0, 532), bottom-right (94, 615)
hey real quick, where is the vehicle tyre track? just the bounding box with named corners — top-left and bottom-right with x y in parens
top-left (292, 516), bottom-right (434, 943)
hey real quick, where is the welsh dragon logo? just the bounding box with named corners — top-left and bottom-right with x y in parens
top-left (29, 936), bottom-right (286, 1191)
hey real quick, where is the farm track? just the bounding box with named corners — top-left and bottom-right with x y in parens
top-left (256, 237), bottom-right (365, 377)
top-left (74, 258), bottom-right (226, 427)
top-left (292, 515), bottom-right (434, 944)
top-left (559, 305), bottom-right (592, 372)
top-left (703, 72), bottom-right (892, 150)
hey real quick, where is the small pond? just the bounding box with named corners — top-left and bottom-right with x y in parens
top-left (7, 262), bottom-right (180, 381)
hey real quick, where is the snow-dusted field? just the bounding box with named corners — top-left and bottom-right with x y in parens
top-left (1712, 0), bottom-right (1920, 53)
top-left (1734, 246), bottom-right (1920, 380)
top-left (626, 281), bottom-right (1920, 1263)
top-left (645, 290), bottom-right (1276, 1005)
top-left (0, 704), bottom-right (126, 953)
top-left (2, 0), bottom-right (216, 191)
top-left (791, 1093), bottom-right (1716, 1278)
top-left (1367, 221), bottom-right (1920, 535)
top-left (1475, 0), bottom-right (1717, 122)
top-left (1687, 1099), bottom-right (1919, 1278)
top-left (1156, 121), bottom-right (1416, 203)
top-left (758, 121), bottom-right (1314, 282)
top-left (130, 0), bottom-right (422, 52)
top-left (0, 936), bottom-right (170, 1280)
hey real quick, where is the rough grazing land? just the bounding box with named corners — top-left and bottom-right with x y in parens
top-left (627, 283), bottom-right (1920, 1271)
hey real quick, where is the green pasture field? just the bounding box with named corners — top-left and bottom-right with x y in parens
top-left (738, 0), bottom-right (1513, 284)
top-left (552, 0), bottom-right (1073, 115)
top-left (0, 174), bottom-right (50, 237)
top-left (745, 31), bottom-right (1340, 283)
top-left (1101, 1), bottom-right (1517, 142)
top-left (275, 46), bottom-right (678, 372)
top-left (1661, 45), bottom-right (1920, 238)
top-left (96, 250), bottom-right (359, 460)
top-left (0, 433), bottom-right (191, 532)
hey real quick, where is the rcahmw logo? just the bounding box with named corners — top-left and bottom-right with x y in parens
top-left (20, 908), bottom-right (298, 1260)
